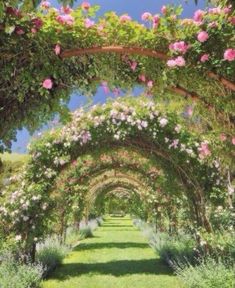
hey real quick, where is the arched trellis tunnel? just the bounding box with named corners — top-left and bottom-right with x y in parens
top-left (1, 97), bottom-right (228, 261)
top-left (0, 3), bottom-right (235, 151)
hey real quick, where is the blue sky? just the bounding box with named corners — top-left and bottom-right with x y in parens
top-left (12, 0), bottom-right (205, 153)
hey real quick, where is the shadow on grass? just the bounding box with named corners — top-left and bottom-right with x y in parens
top-left (75, 242), bottom-right (149, 251)
top-left (48, 258), bottom-right (173, 281)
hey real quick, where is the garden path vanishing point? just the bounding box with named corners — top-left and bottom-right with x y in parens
top-left (42, 216), bottom-right (182, 288)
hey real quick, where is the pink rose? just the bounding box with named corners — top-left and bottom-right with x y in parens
top-left (130, 61), bottom-right (138, 71)
top-left (42, 78), bottom-right (53, 89)
top-left (15, 27), bottom-right (24, 35)
top-left (208, 7), bottom-right (221, 14)
top-left (6, 7), bottom-right (21, 17)
top-left (224, 48), bottom-right (235, 61)
top-left (54, 44), bottom-right (61, 55)
top-left (161, 6), bottom-right (167, 15)
top-left (32, 18), bottom-right (43, 29)
top-left (56, 14), bottom-right (74, 26)
top-left (84, 18), bottom-right (95, 28)
top-left (81, 1), bottom-right (91, 11)
top-left (175, 56), bottom-right (186, 66)
top-left (232, 137), bottom-right (235, 145)
top-left (153, 14), bottom-right (160, 28)
top-left (193, 9), bottom-right (204, 22)
top-left (197, 31), bottom-right (209, 42)
top-left (200, 53), bottom-right (209, 62)
top-left (167, 59), bottom-right (176, 67)
top-left (198, 142), bottom-right (211, 159)
top-left (139, 74), bottom-right (146, 82)
top-left (61, 5), bottom-right (73, 14)
top-left (120, 14), bottom-right (132, 23)
top-left (223, 6), bottom-right (231, 14)
top-left (31, 28), bottom-right (37, 34)
top-left (40, 1), bottom-right (50, 9)
top-left (208, 21), bottom-right (218, 28)
top-left (141, 12), bottom-right (152, 21)
top-left (147, 80), bottom-right (153, 88)
top-left (230, 16), bottom-right (235, 25)
top-left (169, 41), bottom-right (189, 54)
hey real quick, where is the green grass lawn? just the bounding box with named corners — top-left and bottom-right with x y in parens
top-left (42, 216), bottom-right (182, 288)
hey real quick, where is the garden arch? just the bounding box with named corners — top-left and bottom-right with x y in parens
top-left (1, 97), bottom-right (228, 257)
top-left (0, 3), bottom-right (234, 151)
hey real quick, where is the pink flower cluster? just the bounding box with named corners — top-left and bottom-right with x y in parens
top-left (40, 1), bottom-right (50, 9)
top-left (153, 15), bottom-right (160, 28)
top-left (197, 31), bottom-right (209, 42)
top-left (42, 78), bottom-right (53, 89)
top-left (224, 48), bottom-right (235, 61)
top-left (81, 1), bottom-right (91, 11)
top-left (169, 41), bottom-right (189, 54)
top-left (193, 9), bottom-right (205, 22)
top-left (120, 14), bottom-right (132, 23)
top-left (200, 53), bottom-right (209, 62)
top-left (84, 18), bottom-right (95, 28)
top-left (167, 56), bottom-right (186, 67)
top-left (60, 5), bottom-right (73, 14)
top-left (198, 142), bottom-right (211, 159)
top-left (56, 14), bottom-right (74, 26)
top-left (141, 12), bottom-right (160, 28)
top-left (54, 44), bottom-right (61, 55)
top-left (141, 12), bottom-right (152, 21)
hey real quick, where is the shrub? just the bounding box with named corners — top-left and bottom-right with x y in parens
top-left (65, 227), bottom-right (81, 247)
top-left (79, 226), bottom-right (93, 239)
top-left (0, 254), bottom-right (43, 288)
top-left (150, 232), bottom-right (196, 265)
top-left (36, 237), bottom-right (69, 276)
top-left (173, 257), bottom-right (235, 288)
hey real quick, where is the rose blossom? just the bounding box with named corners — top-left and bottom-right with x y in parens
top-left (167, 59), bottom-right (176, 67)
top-left (130, 61), bottom-right (138, 71)
top-left (169, 41), bottom-right (189, 54)
top-left (15, 27), bottom-right (24, 35)
top-left (174, 56), bottom-right (186, 66)
top-left (56, 14), bottom-right (74, 25)
top-left (54, 44), bottom-right (61, 55)
top-left (40, 1), bottom-right (50, 9)
top-left (141, 12), bottom-right (152, 21)
top-left (161, 6), bottom-right (167, 15)
top-left (120, 14), bottom-right (132, 23)
top-left (147, 80), bottom-right (153, 88)
top-left (224, 48), bottom-right (235, 61)
top-left (159, 118), bottom-right (168, 127)
top-left (232, 137), bottom-right (235, 145)
top-left (230, 16), bottom-right (235, 25)
top-left (153, 14), bottom-right (160, 28)
top-left (198, 142), bottom-right (211, 159)
top-left (197, 31), bottom-right (209, 42)
top-left (61, 5), bottom-right (73, 14)
top-left (139, 74), bottom-right (146, 82)
top-left (193, 9), bottom-right (204, 22)
top-left (32, 18), bottom-right (43, 29)
top-left (42, 78), bottom-right (53, 89)
top-left (81, 1), bottom-right (91, 11)
top-left (200, 53), bottom-right (209, 62)
top-left (84, 18), bottom-right (95, 28)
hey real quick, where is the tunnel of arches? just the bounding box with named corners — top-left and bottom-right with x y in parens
top-left (1, 97), bottom-right (229, 261)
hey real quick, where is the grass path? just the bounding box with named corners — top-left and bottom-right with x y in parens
top-left (42, 216), bottom-right (182, 288)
